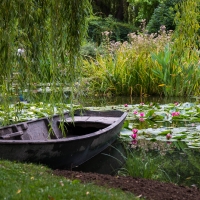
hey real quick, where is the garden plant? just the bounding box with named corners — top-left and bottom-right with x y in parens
top-left (1, 0), bottom-right (200, 199)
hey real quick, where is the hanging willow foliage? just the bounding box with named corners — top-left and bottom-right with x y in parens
top-left (0, 0), bottom-right (91, 125)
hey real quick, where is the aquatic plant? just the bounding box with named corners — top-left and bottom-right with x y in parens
top-left (87, 102), bottom-right (200, 149)
top-left (131, 129), bottom-right (138, 139)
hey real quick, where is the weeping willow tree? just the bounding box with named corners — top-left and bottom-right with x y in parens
top-left (0, 0), bottom-right (91, 125)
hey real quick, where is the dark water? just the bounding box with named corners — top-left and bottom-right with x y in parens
top-left (130, 139), bottom-right (200, 187)
top-left (73, 140), bottom-right (126, 175)
top-left (79, 96), bottom-right (196, 107)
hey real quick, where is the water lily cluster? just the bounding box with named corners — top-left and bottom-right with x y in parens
top-left (88, 101), bottom-right (200, 149)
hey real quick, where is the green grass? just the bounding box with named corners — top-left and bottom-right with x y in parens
top-left (0, 160), bottom-right (138, 200)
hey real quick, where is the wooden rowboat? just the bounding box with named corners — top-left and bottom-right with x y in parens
top-left (0, 110), bottom-right (127, 169)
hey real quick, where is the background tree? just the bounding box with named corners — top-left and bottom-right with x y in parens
top-left (127, 0), bottom-right (162, 26)
top-left (147, 0), bottom-right (183, 33)
top-left (91, 0), bottom-right (129, 22)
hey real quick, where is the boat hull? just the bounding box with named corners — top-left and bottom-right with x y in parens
top-left (0, 110), bottom-right (127, 169)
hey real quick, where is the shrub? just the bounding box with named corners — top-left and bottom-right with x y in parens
top-left (87, 15), bottom-right (136, 45)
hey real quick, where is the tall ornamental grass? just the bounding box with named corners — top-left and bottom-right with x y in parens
top-left (82, 28), bottom-right (171, 96)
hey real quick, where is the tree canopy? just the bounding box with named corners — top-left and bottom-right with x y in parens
top-left (0, 0), bottom-right (91, 124)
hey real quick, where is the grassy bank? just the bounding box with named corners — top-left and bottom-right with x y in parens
top-left (0, 160), bottom-right (138, 200)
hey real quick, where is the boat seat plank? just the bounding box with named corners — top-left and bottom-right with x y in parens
top-left (60, 116), bottom-right (118, 124)
top-left (0, 131), bottom-right (23, 139)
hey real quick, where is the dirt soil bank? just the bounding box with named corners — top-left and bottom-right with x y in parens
top-left (53, 170), bottom-right (200, 200)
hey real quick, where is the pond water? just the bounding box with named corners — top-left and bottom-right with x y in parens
top-left (126, 139), bottom-right (200, 188)
top-left (79, 96), bottom-right (196, 107)
top-left (79, 96), bottom-right (200, 187)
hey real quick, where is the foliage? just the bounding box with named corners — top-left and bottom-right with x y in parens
top-left (82, 29), bottom-right (173, 96)
top-left (151, 43), bottom-right (199, 96)
top-left (172, 0), bottom-right (200, 58)
top-left (91, 0), bottom-right (129, 22)
top-left (147, 0), bottom-right (182, 33)
top-left (149, 0), bottom-right (200, 96)
top-left (127, 0), bottom-right (162, 26)
top-left (0, 160), bottom-right (137, 200)
top-left (119, 146), bottom-right (160, 179)
top-left (82, 0), bottom-right (200, 97)
top-left (87, 15), bottom-right (136, 45)
top-left (0, 1), bottom-right (91, 125)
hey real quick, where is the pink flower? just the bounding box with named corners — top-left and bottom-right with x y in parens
top-left (131, 139), bottom-right (137, 145)
top-left (124, 104), bottom-right (128, 107)
top-left (132, 129), bottom-right (138, 134)
top-left (140, 102), bottom-right (144, 106)
top-left (139, 118), bottom-right (145, 122)
top-left (171, 111), bottom-right (180, 117)
top-left (174, 102), bottom-right (179, 106)
top-left (131, 129), bottom-right (138, 139)
top-left (167, 141), bottom-right (172, 145)
top-left (131, 133), bottom-right (137, 139)
top-left (140, 112), bottom-right (145, 117)
top-left (133, 110), bottom-right (138, 115)
top-left (166, 133), bottom-right (172, 140)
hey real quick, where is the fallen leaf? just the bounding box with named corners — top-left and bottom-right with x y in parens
top-left (59, 181), bottom-right (64, 186)
top-left (16, 189), bottom-right (21, 194)
top-left (48, 195), bottom-right (55, 200)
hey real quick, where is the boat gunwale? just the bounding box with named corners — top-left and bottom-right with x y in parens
top-left (0, 111), bottom-right (127, 144)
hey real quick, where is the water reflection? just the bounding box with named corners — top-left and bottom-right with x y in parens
top-left (127, 139), bottom-right (200, 187)
top-left (73, 140), bottom-right (126, 175)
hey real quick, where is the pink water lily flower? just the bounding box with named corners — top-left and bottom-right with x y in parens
top-left (140, 112), bottom-right (145, 117)
top-left (133, 110), bottom-right (138, 115)
top-left (132, 129), bottom-right (138, 134)
top-left (166, 133), bottom-right (172, 140)
top-left (131, 133), bottom-right (137, 139)
top-left (131, 139), bottom-right (137, 145)
top-left (174, 102), bottom-right (179, 106)
top-left (124, 104), bottom-right (128, 107)
top-left (140, 102), bottom-right (144, 106)
top-left (167, 141), bottom-right (172, 145)
top-left (171, 111), bottom-right (180, 117)
top-left (139, 118), bottom-right (145, 122)
top-left (131, 129), bottom-right (138, 139)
